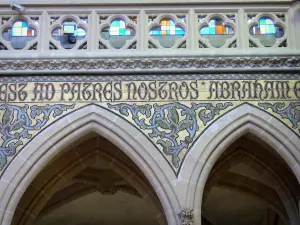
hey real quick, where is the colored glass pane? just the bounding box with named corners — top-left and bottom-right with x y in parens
top-left (11, 20), bottom-right (35, 37)
top-left (251, 18), bottom-right (277, 35)
top-left (52, 21), bottom-right (86, 37)
top-left (200, 18), bottom-right (233, 35)
top-left (150, 19), bottom-right (185, 36)
top-left (109, 19), bottom-right (131, 36)
top-left (249, 17), bottom-right (284, 47)
top-left (74, 28), bottom-right (86, 36)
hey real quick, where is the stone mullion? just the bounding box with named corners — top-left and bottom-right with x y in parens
top-left (89, 10), bottom-right (98, 52)
top-left (237, 8), bottom-right (248, 49)
top-left (138, 10), bottom-right (148, 51)
top-left (187, 9), bottom-right (197, 50)
top-left (40, 11), bottom-right (50, 52)
top-left (290, 3), bottom-right (300, 50)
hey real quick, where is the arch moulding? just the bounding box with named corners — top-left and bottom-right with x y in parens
top-left (0, 104), bottom-right (180, 225)
top-left (180, 104), bottom-right (300, 225)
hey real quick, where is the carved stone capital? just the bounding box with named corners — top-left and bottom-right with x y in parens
top-left (179, 208), bottom-right (194, 225)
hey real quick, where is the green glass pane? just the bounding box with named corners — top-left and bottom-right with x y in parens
top-left (119, 28), bottom-right (126, 35)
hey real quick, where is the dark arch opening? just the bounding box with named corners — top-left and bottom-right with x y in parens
top-left (201, 133), bottom-right (300, 225)
top-left (12, 132), bottom-right (166, 225)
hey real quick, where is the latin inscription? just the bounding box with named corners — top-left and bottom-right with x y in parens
top-left (0, 80), bottom-right (299, 103)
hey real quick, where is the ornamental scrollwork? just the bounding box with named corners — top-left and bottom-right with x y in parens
top-left (108, 102), bottom-right (232, 168)
top-left (0, 56), bottom-right (299, 73)
top-left (258, 102), bottom-right (300, 132)
top-left (0, 104), bottom-right (75, 170)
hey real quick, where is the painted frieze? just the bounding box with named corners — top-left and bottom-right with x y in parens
top-left (0, 74), bottom-right (299, 176)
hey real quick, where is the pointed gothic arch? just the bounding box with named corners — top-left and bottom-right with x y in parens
top-left (181, 103), bottom-right (300, 225)
top-left (0, 104), bottom-right (180, 225)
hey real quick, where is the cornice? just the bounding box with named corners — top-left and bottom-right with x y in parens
top-left (0, 0), bottom-right (294, 7)
top-left (1, 73), bottom-right (300, 82)
top-left (0, 56), bottom-right (300, 74)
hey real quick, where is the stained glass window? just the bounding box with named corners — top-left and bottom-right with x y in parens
top-left (150, 19), bottom-right (185, 36)
top-left (110, 19), bottom-right (132, 36)
top-left (249, 17), bottom-right (284, 47)
top-left (251, 18), bottom-right (276, 35)
top-left (52, 21), bottom-right (86, 37)
top-left (11, 21), bottom-right (35, 37)
top-left (74, 28), bottom-right (86, 36)
top-left (200, 19), bottom-right (233, 35)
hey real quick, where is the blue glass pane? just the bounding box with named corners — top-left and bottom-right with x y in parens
top-left (151, 30), bottom-right (160, 36)
top-left (109, 19), bottom-right (131, 36)
top-left (176, 28), bottom-right (185, 35)
top-left (260, 18), bottom-right (266, 25)
top-left (51, 21), bottom-right (86, 37)
top-left (209, 27), bottom-right (215, 34)
top-left (111, 20), bottom-right (120, 27)
top-left (252, 17), bottom-right (276, 35)
top-left (200, 18), bottom-right (233, 35)
top-left (11, 20), bottom-right (35, 37)
top-left (150, 19), bottom-right (185, 36)
top-left (200, 27), bottom-right (209, 35)
top-left (74, 28), bottom-right (86, 36)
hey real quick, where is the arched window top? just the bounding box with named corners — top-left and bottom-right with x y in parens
top-left (150, 19), bottom-right (185, 36)
top-left (11, 20), bottom-right (36, 37)
top-left (109, 19), bottom-right (132, 36)
top-left (200, 18), bottom-right (234, 35)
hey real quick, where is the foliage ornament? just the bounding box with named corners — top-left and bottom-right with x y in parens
top-left (0, 104), bottom-right (75, 170)
top-left (108, 102), bottom-right (233, 169)
top-left (0, 101), bottom-right (299, 176)
top-left (258, 102), bottom-right (300, 132)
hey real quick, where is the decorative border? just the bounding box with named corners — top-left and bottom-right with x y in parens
top-left (0, 73), bottom-right (300, 82)
top-left (0, 56), bottom-right (300, 73)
